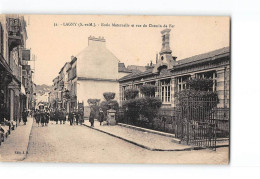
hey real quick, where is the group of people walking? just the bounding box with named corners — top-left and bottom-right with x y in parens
top-left (32, 108), bottom-right (84, 127)
top-left (34, 109), bottom-right (50, 127)
top-left (50, 109), bottom-right (67, 125)
top-left (68, 110), bottom-right (84, 126)
top-left (89, 107), bottom-right (104, 127)
top-left (26, 106), bottom-right (107, 127)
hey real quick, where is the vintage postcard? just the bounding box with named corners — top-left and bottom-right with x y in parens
top-left (0, 15), bottom-right (230, 164)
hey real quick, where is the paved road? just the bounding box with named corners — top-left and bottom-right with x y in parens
top-left (24, 121), bottom-right (228, 164)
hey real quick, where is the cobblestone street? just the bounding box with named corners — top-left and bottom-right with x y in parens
top-left (23, 121), bottom-right (228, 164)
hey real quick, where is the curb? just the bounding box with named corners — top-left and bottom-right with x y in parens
top-left (20, 118), bottom-right (34, 161)
top-left (118, 123), bottom-right (229, 149)
top-left (82, 124), bottom-right (200, 151)
top-left (117, 123), bottom-right (181, 144)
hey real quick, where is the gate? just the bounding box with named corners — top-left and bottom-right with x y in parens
top-left (175, 97), bottom-right (218, 150)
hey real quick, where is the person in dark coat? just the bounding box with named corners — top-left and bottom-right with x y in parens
top-left (68, 111), bottom-right (73, 126)
top-left (89, 107), bottom-right (95, 127)
top-left (79, 110), bottom-right (84, 125)
top-left (50, 110), bottom-right (54, 121)
top-left (55, 110), bottom-right (59, 124)
top-left (62, 109), bottom-right (66, 124)
top-left (40, 111), bottom-right (45, 127)
top-left (22, 109), bottom-right (28, 125)
top-left (98, 108), bottom-right (104, 126)
top-left (75, 110), bottom-right (79, 125)
top-left (34, 110), bottom-right (40, 127)
top-left (45, 110), bottom-right (50, 126)
top-left (58, 109), bottom-right (63, 124)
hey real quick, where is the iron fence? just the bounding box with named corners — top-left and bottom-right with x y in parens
top-left (118, 100), bottom-right (229, 150)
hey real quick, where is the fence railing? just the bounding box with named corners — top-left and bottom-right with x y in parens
top-left (117, 106), bottom-right (229, 138)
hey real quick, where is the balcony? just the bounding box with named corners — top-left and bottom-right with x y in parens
top-left (8, 19), bottom-right (21, 36)
top-left (7, 18), bottom-right (24, 50)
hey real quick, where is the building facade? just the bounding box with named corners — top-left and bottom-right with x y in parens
top-left (119, 29), bottom-right (230, 109)
top-left (50, 36), bottom-right (131, 114)
top-left (0, 15), bottom-right (34, 123)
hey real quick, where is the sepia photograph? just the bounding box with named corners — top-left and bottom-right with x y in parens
top-left (0, 15), bottom-right (230, 164)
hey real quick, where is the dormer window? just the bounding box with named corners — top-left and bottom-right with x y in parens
top-left (161, 56), bottom-right (164, 61)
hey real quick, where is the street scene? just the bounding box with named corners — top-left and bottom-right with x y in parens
top-left (0, 15), bottom-right (230, 164)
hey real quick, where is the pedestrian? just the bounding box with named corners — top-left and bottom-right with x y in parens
top-left (59, 109), bottom-right (63, 124)
top-left (79, 109), bottom-right (84, 125)
top-left (40, 111), bottom-right (45, 127)
top-left (89, 107), bottom-right (95, 127)
top-left (68, 111), bottom-right (73, 126)
top-left (74, 109), bottom-right (78, 125)
top-left (22, 108), bottom-right (28, 125)
top-left (72, 111), bottom-right (76, 125)
top-left (62, 109), bottom-right (66, 124)
top-left (50, 110), bottom-right (54, 121)
top-left (35, 110), bottom-right (40, 127)
top-left (98, 108), bottom-right (104, 126)
top-left (55, 110), bottom-right (59, 124)
top-left (45, 110), bottom-right (50, 126)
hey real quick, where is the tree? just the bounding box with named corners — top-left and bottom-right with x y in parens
top-left (174, 78), bottom-right (219, 121)
top-left (100, 92), bottom-right (119, 118)
top-left (122, 85), bottom-right (162, 125)
top-left (87, 99), bottom-right (100, 118)
top-left (140, 84), bottom-right (155, 97)
top-left (124, 88), bottom-right (139, 100)
top-left (139, 85), bottom-right (161, 124)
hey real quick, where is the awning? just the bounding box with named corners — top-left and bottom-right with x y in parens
top-left (22, 49), bottom-right (31, 61)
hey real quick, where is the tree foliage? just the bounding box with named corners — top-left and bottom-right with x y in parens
top-left (175, 78), bottom-right (219, 121)
top-left (122, 94), bottom-right (162, 124)
top-left (175, 78), bottom-right (219, 102)
top-left (139, 84), bottom-right (155, 97)
top-left (87, 99), bottom-right (100, 106)
top-left (187, 78), bottom-right (214, 91)
top-left (100, 92), bottom-right (119, 118)
top-left (103, 92), bottom-right (116, 101)
top-left (87, 98), bottom-right (100, 118)
top-left (124, 88), bottom-right (139, 100)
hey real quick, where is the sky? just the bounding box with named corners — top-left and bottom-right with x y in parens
top-left (24, 15), bottom-right (230, 85)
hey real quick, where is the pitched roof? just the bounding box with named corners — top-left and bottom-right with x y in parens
top-left (127, 65), bottom-right (147, 73)
top-left (119, 67), bottom-right (154, 81)
top-left (175, 47), bottom-right (230, 67)
top-left (118, 62), bottom-right (132, 73)
top-left (119, 46), bottom-right (230, 82)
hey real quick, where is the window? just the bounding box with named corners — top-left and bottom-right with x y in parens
top-left (176, 75), bottom-right (191, 92)
top-left (195, 71), bottom-right (217, 91)
top-left (134, 84), bottom-right (143, 98)
top-left (160, 79), bottom-right (171, 103)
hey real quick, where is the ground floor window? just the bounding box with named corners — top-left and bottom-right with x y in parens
top-left (176, 75), bottom-right (191, 92)
top-left (196, 71), bottom-right (217, 91)
top-left (160, 79), bottom-right (171, 103)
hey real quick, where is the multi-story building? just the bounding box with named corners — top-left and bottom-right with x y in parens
top-left (52, 36), bottom-right (131, 114)
top-left (50, 76), bottom-right (59, 109)
top-left (119, 29), bottom-right (230, 108)
top-left (0, 15), bottom-right (34, 123)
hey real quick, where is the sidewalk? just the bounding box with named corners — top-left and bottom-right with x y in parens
top-left (82, 120), bottom-right (197, 151)
top-left (0, 117), bottom-right (33, 162)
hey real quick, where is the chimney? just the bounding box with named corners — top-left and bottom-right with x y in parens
top-left (88, 36), bottom-right (106, 47)
top-left (145, 61), bottom-right (154, 70)
top-left (71, 56), bottom-right (74, 60)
